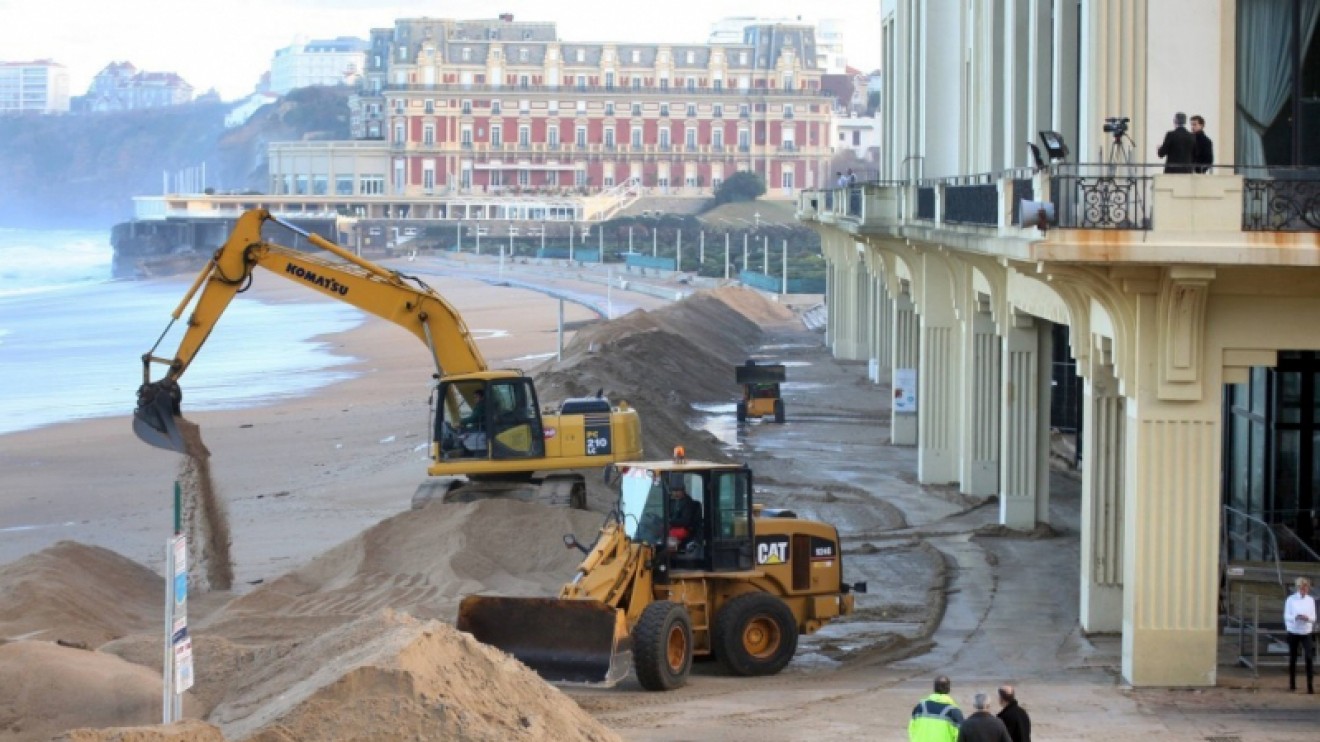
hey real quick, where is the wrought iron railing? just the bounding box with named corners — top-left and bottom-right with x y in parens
top-left (1012, 178), bottom-right (1034, 224)
top-left (1239, 166), bottom-right (1320, 231)
top-left (1051, 164), bottom-right (1155, 230)
top-left (944, 183), bottom-right (998, 226)
top-left (916, 187), bottom-right (935, 220)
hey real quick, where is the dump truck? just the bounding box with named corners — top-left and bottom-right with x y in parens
top-left (736, 360), bottom-right (786, 423)
top-left (134, 208), bottom-right (642, 508)
top-left (457, 451), bottom-right (864, 690)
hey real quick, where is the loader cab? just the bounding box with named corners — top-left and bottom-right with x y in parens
top-left (435, 376), bottom-right (546, 461)
top-left (619, 465), bottom-right (755, 573)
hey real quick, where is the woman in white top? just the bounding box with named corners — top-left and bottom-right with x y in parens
top-left (1284, 576), bottom-right (1316, 693)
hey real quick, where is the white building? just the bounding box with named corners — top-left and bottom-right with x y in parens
top-left (834, 114), bottom-right (880, 162)
top-left (0, 60), bottom-right (70, 114)
top-left (709, 16), bottom-right (847, 73)
top-left (269, 36), bottom-right (368, 95)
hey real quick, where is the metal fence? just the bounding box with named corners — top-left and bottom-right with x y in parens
top-left (1240, 166), bottom-right (1320, 231)
top-left (1051, 164), bottom-right (1155, 230)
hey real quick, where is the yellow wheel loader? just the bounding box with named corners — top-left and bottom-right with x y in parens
top-left (457, 453), bottom-right (865, 690)
top-left (736, 360), bottom-right (786, 423)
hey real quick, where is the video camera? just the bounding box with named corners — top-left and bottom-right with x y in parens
top-left (1103, 116), bottom-right (1130, 138)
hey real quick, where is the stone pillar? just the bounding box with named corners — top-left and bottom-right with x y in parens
top-left (960, 296), bottom-right (1000, 495)
top-left (873, 274), bottom-right (893, 383)
top-left (1121, 275), bottom-right (1221, 687)
top-left (891, 284), bottom-right (919, 446)
top-left (1080, 344), bottom-right (1124, 632)
top-left (999, 308), bottom-right (1049, 528)
top-left (917, 253), bottom-right (961, 485)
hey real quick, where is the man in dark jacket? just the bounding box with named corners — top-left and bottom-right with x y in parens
top-left (997, 685), bottom-right (1031, 742)
top-left (1157, 112), bottom-right (1196, 173)
top-left (956, 693), bottom-right (1011, 742)
top-left (1190, 115), bottom-right (1214, 173)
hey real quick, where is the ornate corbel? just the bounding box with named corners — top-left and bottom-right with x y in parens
top-left (1156, 266), bottom-right (1215, 401)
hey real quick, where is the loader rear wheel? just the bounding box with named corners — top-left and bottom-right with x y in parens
top-left (714, 592), bottom-right (798, 677)
top-left (633, 601), bottom-right (692, 691)
top-left (773, 399), bottom-right (785, 423)
top-left (736, 401), bottom-right (747, 422)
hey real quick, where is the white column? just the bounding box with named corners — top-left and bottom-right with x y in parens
top-left (999, 309), bottom-right (1048, 528)
top-left (891, 285), bottom-right (919, 446)
top-left (960, 297), bottom-right (1000, 495)
top-left (874, 274), bottom-right (894, 383)
top-left (917, 254), bottom-right (961, 485)
top-left (1080, 348), bottom-right (1124, 632)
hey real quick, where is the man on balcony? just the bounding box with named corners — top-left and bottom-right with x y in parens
top-left (1157, 112), bottom-right (1195, 174)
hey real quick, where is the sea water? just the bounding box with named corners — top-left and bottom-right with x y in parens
top-left (0, 228), bottom-right (364, 436)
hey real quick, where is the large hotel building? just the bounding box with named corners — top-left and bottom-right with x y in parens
top-left (267, 15), bottom-right (831, 205)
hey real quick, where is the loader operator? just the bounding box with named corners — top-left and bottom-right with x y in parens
top-left (668, 483), bottom-right (702, 551)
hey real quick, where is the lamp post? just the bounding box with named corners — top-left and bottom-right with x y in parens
top-left (724, 232), bottom-right (730, 280)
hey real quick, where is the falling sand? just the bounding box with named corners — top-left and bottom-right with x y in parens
top-left (176, 420), bottom-right (233, 592)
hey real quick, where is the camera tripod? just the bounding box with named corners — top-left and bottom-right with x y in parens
top-left (1105, 132), bottom-right (1136, 167)
top-left (1101, 131), bottom-right (1147, 228)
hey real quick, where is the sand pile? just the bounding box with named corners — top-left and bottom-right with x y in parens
top-left (0, 542), bottom-right (162, 648)
top-left (55, 720), bottom-right (224, 741)
top-left (0, 642), bottom-right (189, 742)
top-left (202, 499), bottom-right (603, 645)
top-left (535, 286), bottom-right (800, 461)
top-left (208, 610), bottom-right (620, 742)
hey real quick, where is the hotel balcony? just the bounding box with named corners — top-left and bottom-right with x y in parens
top-left (797, 164), bottom-right (1320, 264)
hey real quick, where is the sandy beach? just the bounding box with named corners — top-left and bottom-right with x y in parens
top-left (0, 271), bottom-right (605, 587)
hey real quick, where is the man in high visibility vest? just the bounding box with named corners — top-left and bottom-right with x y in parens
top-left (909, 675), bottom-right (964, 742)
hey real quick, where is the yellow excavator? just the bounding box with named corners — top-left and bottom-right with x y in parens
top-left (133, 208), bottom-right (643, 507)
top-left (457, 450), bottom-right (865, 690)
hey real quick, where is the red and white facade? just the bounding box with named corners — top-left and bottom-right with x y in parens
top-left (270, 16), bottom-right (831, 201)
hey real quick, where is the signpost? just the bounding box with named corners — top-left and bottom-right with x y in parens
top-left (162, 482), bottom-right (193, 723)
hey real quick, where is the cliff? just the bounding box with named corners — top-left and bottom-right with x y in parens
top-left (0, 87), bottom-right (353, 230)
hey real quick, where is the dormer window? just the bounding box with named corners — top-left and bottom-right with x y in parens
top-left (462, 47), bottom-right (471, 62)
top-left (519, 48), bottom-right (529, 62)
top-left (576, 48), bottom-right (585, 62)
top-left (631, 49), bottom-right (641, 63)
top-left (686, 50), bottom-right (695, 64)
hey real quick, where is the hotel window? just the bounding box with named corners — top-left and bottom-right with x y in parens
top-left (686, 103), bottom-right (696, 117)
top-left (686, 51), bottom-right (695, 64)
top-left (519, 126), bottom-right (531, 146)
top-left (605, 128), bottom-right (616, 147)
top-left (604, 173), bottom-right (615, 187)
top-left (462, 47), bottom-right (471, 62)
top-left (576, 75), bottom-right (587, 90)
top-left (491, 125), bottom-right (502, 146)
top-left (576, 126), bottom-right (587, 147)
top-left (739, 51), bottom-right (747, 64)
top-left (631, 49), bottom-right (641, 63)
top-left (393, 99), bottom-right (404, 113)
top-left (659, 129), bottom-right (671, 149)
top-left (738, 129), bottom-right (750, 150)
top-left (575, 169), bottom-right (588, 186)
top-left (784, 104), bottom-right (794, 119)
top-left (739, 103), bottom-right (750, 118)
top-left (460, 169), bottom-right (471, 188)
top-left (461, 127), bottom-right (473, 146)
top-left (576, 48), bottom-right (585, 62)
top-left (359, 175), bottom-right (384, 194)
top-left (519, 48), bottom-right (529, 62)
top-left (659, 103), bottom-right (669, 117)
top-left (312, 175), bottom-right (328, 195)
top-left (686, 78), bottom-right (697, 91)
top-left (491, 171), bottom-right (504, 187)
top-left (659, 76), bottom-right (669, 90)
top-left (631, 77), bottom-right (642, 90)
top-left (712, 129), bottom-right (724, 148)
top-left (549, 127), bottom-right (560, 147)
top-left (713, 103), bottom-right (723, 118)
top-left (685, 128), bottom-right (697, 148)
top-left (394, 122), bottom-right (405, 143)
top-left (631, 102), bottom-right (642, 116)
top-left (424, 99), bottom-right (434, 114)
top-left (631, 128), bottom-right (643, 148)
top-left (548, 100), bottom-right (559, 115)
top-left (713, 77), bottom-right (723, 91)
top-left (519, 169), bottom-right (531, 185)
top-left (423, 167), bottom-right (435, 190)
top-left (519, 74), bottom-right (530, 88)
top-left (335, 175), bottom-right (353, 195)
top-left (605, 71), bottom-right (615, 89)
top-left (782, 73), bottom-right (794, 89)
top-left (423, 124), bottom-right (435, 145)
top-left (491, 100), bottom-right (501, 114)
top-left (577, 100), bottom-right (587, 114)
top-left (604, 101), bottom-right (615, 116)
top-left (519, 99), bottom-right (530, 113)
top-left (461, 99), bottom-right (472, 114)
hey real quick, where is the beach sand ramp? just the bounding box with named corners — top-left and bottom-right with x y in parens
top-left (0, 542), bottom-right (162, 648)
top-left (0, 641), bottom-right (200, 742)
top-left (209, 609), bottom-right (620, 742)
top-left (54, 719), bottom-right (224, 742)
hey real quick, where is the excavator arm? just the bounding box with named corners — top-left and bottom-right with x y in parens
top-left (134, 208), bottom-right (488, 451)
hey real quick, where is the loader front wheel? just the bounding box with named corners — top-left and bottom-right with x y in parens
top-left (773, 399), bottom-right (785, 424)
top-left (714, 592), bottom-right (798, 677)
top-left (736, 401), bottom-right (747, 422)
top-left (633, 601), bottom-right (692, 691)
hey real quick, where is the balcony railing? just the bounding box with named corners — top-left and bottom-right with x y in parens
top-left (1240, 166), bottom-right (1320, 231)
top-left (1051, 164), bottom-right (1155, 230)
top-left (381, 82), bottom-right (832, 99)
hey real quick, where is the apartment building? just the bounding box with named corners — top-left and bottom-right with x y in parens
top-left (270, 36), bottom-right (369, 94)
top-left (84, 62), bottom-right (194, 112)
top-left (270, 15), bottom-right (830, 201)
top-left (801, 0), bottom-right (1320, 688)
top-left (0, 60), bottom-right (70, 114)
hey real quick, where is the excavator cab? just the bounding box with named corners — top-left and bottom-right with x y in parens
top-left (435, 375), bottom-right (545, 461)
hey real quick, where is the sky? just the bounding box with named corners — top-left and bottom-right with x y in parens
top-left (1, 0), bottom-right (883, 102)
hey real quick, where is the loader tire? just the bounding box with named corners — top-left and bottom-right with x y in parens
top-left (773, 399), bottom-right (785, 424)
top-left (714, 592), bottom-right (798, 677)
top-left (736, 401), bottom-right (747, 422)
top-left (633, 601), bottom-right (692, 691)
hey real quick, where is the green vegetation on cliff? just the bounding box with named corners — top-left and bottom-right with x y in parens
top-left (0, 87), bottom-right (352, 230)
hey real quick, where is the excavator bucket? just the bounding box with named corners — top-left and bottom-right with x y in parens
top-left (133, 382), bottom-right (186, 454)
top-left (457, 596), bottom-right (631, 686)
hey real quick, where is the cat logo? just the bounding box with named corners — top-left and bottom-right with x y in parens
top-left (755, 536), bottom-right (790, 565)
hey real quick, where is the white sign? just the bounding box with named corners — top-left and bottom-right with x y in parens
top-left (893, 368), bottom-right (918, 413)
top-left (173, 638), bottom-right (195, 692)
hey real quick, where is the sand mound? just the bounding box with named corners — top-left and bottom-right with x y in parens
top-left (209, 610), bottom-right (620, 742)
top-left (55, 720), bottom-right (223, 742)
top-left (0, 542), bottom-right (162, 648)
top-left (535, 286), bottom-right (799, 462)
top-left (0, 641), bottom-right (196, 742)
top-left (203, 499), bottom-right (603, 645)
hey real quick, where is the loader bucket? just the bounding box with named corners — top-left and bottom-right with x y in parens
top-left (133, 382), bottom-right (186, 454)
top-left (457, 596), bottom-right (631, 686)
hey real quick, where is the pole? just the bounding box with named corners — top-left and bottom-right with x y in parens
top-left (541, 224), bottom-right (546, 254)
top-left (676, 230), bottom-right (682, 273)
top-left (557, 299), bottom-right (565, 361)
top-left (598, 225), bottom-right (604, 263)
top-left (699, 230), bottom-right (705, 268)
top-left (607, 266), bottom-right (613, 319)
top-left (652, 227), bottom-right (657, 257)
top-left (570, 225), bottom-right (575, 262)
top-left (763, 235), bottom-right (769, 273)
top-left (781, 238), bottom-right (788, 295)
top-left (457, 221), bottom-right (462, 252)
top-left (742, 233), bottom-right (748, 272)
top-left (724, 233), bottom-right (730, 280)
top-left (628, 226), bottom-right (633, 253)
top-left (476, 227), bottom-right (481, 256)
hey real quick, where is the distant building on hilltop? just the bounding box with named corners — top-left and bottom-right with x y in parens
top-left (710, 16), bottom-right (847, 73)
top-left (83, 62), bottom-right (194, 112)
top-left (270, 36), bottom-right (369, 94)
top-left (0, 60), bottom-right (70, 114)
